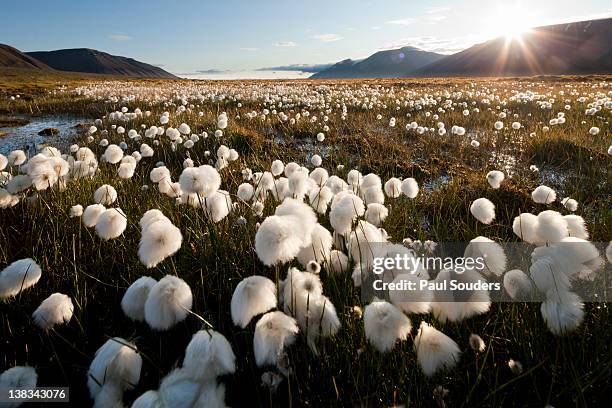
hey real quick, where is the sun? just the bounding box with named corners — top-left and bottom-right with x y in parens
top-left (488, 3), bottom-right (533, 42)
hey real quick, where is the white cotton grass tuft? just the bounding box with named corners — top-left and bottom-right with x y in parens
top-left (87, 337), bottom-right (142, 398)
top-left (535, 210), bottom-right (568, 243)
top-left (464, 236), bottom-right (506, 277)
top-left (414, 321), bottom-right (461, 377)
top-left (503, 269), bottom-right (533, 300)
top-left (255, 198), bottom-right (317, 266)
top-left (606, 242), bottom-right (612, 264)
top-left (144, 275), bottom-right (193, 330)
top-left (306, 260), bottom-right (321, 274)
top-left (103, 144), bottom-right (124, 164)
top-left (94, 184), bottom-right (118, 205)
top-left (182, 330), bottom-right (236, 382)
top-left (230, 275), bottom-right (277, 328)
top-left (470, 198), bottom-right (496, 224)
top-left (95, 208), bottom-right (127, 240)
top-left (540, 289), bottom-right (584, 335)
top-left (0, 258), bottom-right (42, 299)
top-left (157, 368), bottom-right (200, 407)
top-left (561, 197), bottom-right (578, 212)
top-left (69, 204), bottom-right (84, 218)
top-left (469, 333), bottom-right (485, 352)
top-left (326, 249), bottom-right (349, 275)
top-left (193, 380), bottom-right (228, 408)
top-left (179, 165), bottom-right (221, 197)
top-left (253, 311), bottom-right (299, 367)
top-left (363, 301), bottom-right (412, 352)
top-left (0, 366), bottom-right (37, 399)
top-left (365, 203), bottom-right (389, 226)
top-left (564, 214), bottom-right (588, 240)
top-left (532, 185), bottom-right (556, 204)
top-left (512, 213), bottom-right (539, 243)
top-left (388, 273), bottom-right (433, 314)
top-left (329, 193), bottom-right (365, 234)
top-left (138, 210), bottom-right (182, 268)
top-left (32, 293), bottom-right (73, 330)
top-left (486, 170), bottom-right (505, 189)
top-left (121, 276), bottom-right (157, 321)
top-left (296, 224), bottom-right (332, 267)
top-left (384, 177), bottom-right (402, 198)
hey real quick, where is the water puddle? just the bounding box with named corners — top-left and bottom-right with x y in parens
top-left (0, 115), bottom-right (90, 156)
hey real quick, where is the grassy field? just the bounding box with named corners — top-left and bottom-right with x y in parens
top-left (0, 73), bottom-right (610, 407)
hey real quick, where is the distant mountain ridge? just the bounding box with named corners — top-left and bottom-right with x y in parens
top-left (26, 48), bottom-right (178, 79)
top-left (312, 46), bottom-right (443, 78)
top-left (414, 18), bottom-right (612, 76)
top-left (0, 44), bottom-right (52, 70)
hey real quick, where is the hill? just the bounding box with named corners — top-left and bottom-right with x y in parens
top-left (312, 47), bottom-right (443, 78)
top-left (26, 48), bottom-right (178, 79)
top-left (0, 44), bottom-right (52, 70)
top-left (415, 18), bottom-right (612, 76)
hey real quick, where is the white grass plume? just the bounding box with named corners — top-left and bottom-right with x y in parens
top-left (231, 275), bottom-right (277, 328)
top-left (0, 258), bottom-right (42, 299)
top-left (144, 275), bottom-right (192, 330)
top-left (32, 293), bottom-right (73, 330)
top-left (254, 311), bottom-right (299, 367)
top-left (364, 301), bottom-right (412, 352)
top-left (121, 276), bottom-right (157, 322)
top-left (182, 330), bottom-right (236, 382)
top-left (414, 321), bottom-right (460, 377)
top-left (87, 337), bottom-right (142, 398)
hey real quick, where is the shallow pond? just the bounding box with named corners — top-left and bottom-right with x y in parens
top-left (0, 116), bottom-right (90, 156)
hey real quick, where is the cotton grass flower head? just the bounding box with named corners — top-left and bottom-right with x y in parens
top-left (383, 177), bottom-right (401, 198)
top-left (104, 144), bottom-right (124, 164)
top-left (121, 276), bottom-right (157, 322)
top-left (8, 150), bottom-right (27, 166)
top-left (532, 185), bottom-right (556, 204)
top-left (365, 203), bottom-right (389, 226)
top-left (503, 269), bottom-right (533, 300)
top-left (414, 321), bottom-right (461, 377)
top-left (561, 197), bottom-right (578, 212)
top-left (182, 330), bottom-right (236, 382)
top-left (271, 160), bottom-right (284, 176)
top-left (536, 210), bottom-right (568, 243)
top-left (363, 301), bottom-right (412, 352)
top-left (512, 212), bottom-right (539, 243)
top-left (469, 333), bottom-right (485, 352)
top-left (144, 275), bottom-right (193, 330)
top-left (94, 184), bottom-right (117, 205)
top-left (254, 311), bottom-right (299, 367)
top-left (230, 275), bottom-right (277, 328)
top-left (401, 177), bottom-right (419, 198)
top-left (193, 381), bottom-right (228, 408)
top-left (470, 197), bottom-right (496, 224)
top-left (138, 210), bottom-right (182, 268)
top-left (0, 366), bottom-right (37, 399)
top-left (464, 236), bottom-right (506, 277)
top-left (326, 250), bottom-right (349, 275)
top-left (95, 208), bottom-right (127, 240)
top-left (70, 204), bottom-right (83, 218)
top-left (430, 268), bottom-right (491, 322)
top-left (87, 337), bottom-right (142, 398)
top-left (486, 170), bottom-right (505, 189)
top-left (83, 204), bottom-right (106, 227)
top-left (32, 293), bottom-right (73, 330)
top-left (329, 192), bottom-right (365, 234)
top-left (179, 165), bottom-right (221, 197)
top-left (296, 223), bottom-right (332, 267)
top-left (388, 273), bottom-right (433, 314)
top-left (0, 258), bottom-right (42, 299)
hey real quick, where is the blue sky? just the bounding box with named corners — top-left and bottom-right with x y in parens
top-left (1, 0), bottom-right (610, 75)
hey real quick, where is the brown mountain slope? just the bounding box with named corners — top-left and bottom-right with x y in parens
top-left (416, 18), bottom-right (612, 76)
top-left (0, 44), bottom-right (52, 70)
top-left (26, 48), bottom-right (177, 79)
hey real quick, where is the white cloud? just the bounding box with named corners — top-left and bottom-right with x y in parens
top-left (385, 18), bottom-right (415, 26)
top-left (109, 34), bottom-right (132, 41)
top-left (240, 47), bottom-right (258, 51)
top-left (275, 41), bottom-right (297, 47)
top-left (425, 6), bottom-right (450, 14)
top-left (312, 33), bottom-right (344, 42)
top-left (429, 15), bottom-right (447, 22)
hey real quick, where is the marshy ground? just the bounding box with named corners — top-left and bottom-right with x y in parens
top-left (0, 72), bottom-right (610, 407)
